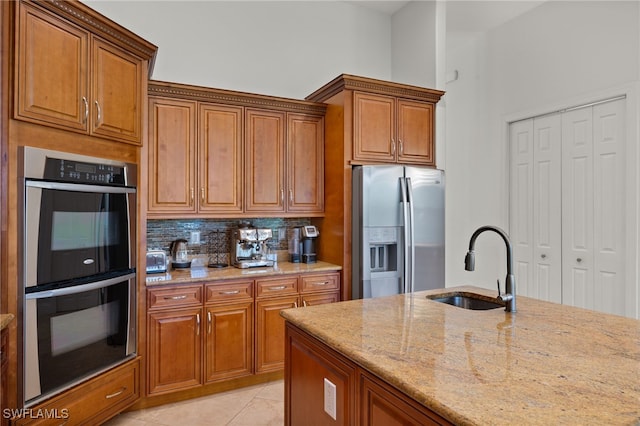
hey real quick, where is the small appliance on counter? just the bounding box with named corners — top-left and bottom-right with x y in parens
top-left (170, 238), bottom-right (191, 269)
top-left (300, 225), bottom-right (319, 263)
top-left (231, 223), bottom-right (274, 268)
top-left (146, 250), bottom-right (167, 274)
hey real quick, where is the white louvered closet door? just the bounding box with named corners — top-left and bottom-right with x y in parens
top-left (509, 114), bottom-right (562, 303)
top-left (510, 98), bottom-right (626, 316)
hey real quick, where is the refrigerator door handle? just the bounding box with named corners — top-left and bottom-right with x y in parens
top-left (400, 177), bottom-right (410, 294)
top-left (406, 177), bottom-right (416, 293)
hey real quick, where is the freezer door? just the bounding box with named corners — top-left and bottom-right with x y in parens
top-left (361, 165), bottom-right (404, 227)
top-left (405, 167), bottom-right (445, 291)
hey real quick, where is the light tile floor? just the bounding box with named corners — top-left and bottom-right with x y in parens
top-left (104, 380), bottom-right (284, 426)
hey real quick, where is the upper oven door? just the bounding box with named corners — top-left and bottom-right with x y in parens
top-left (25, 180), bottom-right (136, 288)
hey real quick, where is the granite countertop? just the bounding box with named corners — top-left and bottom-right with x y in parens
top-left (281, 285), bottom-right (640, 425)
top-left (146, 261), bottom-right (341, 286)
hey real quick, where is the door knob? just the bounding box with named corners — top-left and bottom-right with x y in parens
top-left (577, 258), bottom-right (582, 263)
top-left (541, 254), bottom-right (547, 259)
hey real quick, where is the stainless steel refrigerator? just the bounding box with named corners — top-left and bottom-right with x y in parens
top-left (352, 165), bottom-right (445, 298)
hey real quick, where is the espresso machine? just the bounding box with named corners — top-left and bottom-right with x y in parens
top-left (300, 225), bottom-right (319, 263)
top-left (231, 225), bottom-right (274, 268)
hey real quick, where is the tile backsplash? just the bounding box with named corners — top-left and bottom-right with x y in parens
top-left (147, 218), bottom-right (311, 260)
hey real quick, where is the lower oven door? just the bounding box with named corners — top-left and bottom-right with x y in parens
top-left (24, 272), bottom-right (136, 406)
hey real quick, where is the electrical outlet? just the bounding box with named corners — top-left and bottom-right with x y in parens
top-left (190, 231), bottom-right (201, 245)
top-left (324, 378), bottom-right (337, 420)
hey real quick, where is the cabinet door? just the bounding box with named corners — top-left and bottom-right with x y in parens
top-left (199, 104), bottom-right (244, 214)
top-left (397, 99), bottom-right (435, 166)
top-left (286, 325), bottom-right (356, 426)
top-left (287, 113), bottom-right (324, 213)
top-left (16, 3), bottom-right (88, 131)
top-left (245, 109), bottom-right (285, 212)
top-left (147, 307), bottom-right (202, 394)
top-left (256, 296), bottom-right (298, 373)
top-left (148, 97), bottom-right (197, 214)
top-left (360, 371), bottom-right (450, 426)
top-left (353, 92), bottom-right (395, 163)
top-left (205, 301), bottom-right (253, 382)
top-left (91, 37), bottom-right (144, 144)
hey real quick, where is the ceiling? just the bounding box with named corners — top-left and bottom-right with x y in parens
top-left (346, 1), bottom-right (545, 33)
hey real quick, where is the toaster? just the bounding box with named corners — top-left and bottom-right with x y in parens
top-left (146, 250), bottom-right (167, 274)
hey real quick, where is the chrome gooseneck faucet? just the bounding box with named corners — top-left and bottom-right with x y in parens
top-left (464, 226), bottom-right (516, 312)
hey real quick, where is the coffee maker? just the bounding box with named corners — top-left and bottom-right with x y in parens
top-left (230, 225), bottom-right (274, 268)
top-left (300, 225), bottom-right (319, 263)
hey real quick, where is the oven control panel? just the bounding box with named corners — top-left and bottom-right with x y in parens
top-left (44, 158), bottom-right (127, 185)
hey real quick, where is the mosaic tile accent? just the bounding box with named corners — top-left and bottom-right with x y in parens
top-left (146, 218), bottom-right (311, 258)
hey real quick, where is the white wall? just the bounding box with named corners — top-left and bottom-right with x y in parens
top-left (85, 0), bottom-right (394, 99)
top-left (445, 1), bottom-right (640, 293)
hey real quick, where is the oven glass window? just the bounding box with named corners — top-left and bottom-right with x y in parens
top-left (51, 211), bottom-right (120, 251)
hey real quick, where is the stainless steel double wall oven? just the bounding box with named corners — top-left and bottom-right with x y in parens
top-left (20, 147), bottom-right (137, 407)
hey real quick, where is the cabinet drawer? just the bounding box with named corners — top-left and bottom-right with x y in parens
top-left (300, 273), bottom-right (340, 294)
top-left (14, 359), bottom-right (139, 425)
top-left (256, 277), bottom-right (298, 299)
top-left (206, 280), bottom-right (253, 303)
top-left (147, 285), bottom-right (203, 310)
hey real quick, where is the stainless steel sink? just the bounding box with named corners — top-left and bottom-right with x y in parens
top-left (426, 292), bottom-right (504, 310)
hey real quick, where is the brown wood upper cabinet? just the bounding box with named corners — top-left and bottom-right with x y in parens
top-left (15, 1), bottom-right (155, 145)
top-left (147, 96), bottom-right (243, 215)
top-left (354, 92), bottom-right (436, 165)
top-left (308, 74), bottom-right (444, 167)
top-left (147, 81), bottom-right (326, 218)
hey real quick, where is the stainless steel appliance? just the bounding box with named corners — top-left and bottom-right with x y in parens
top-left (352, 165), bottom-right (445, 298)
top-left (300, 225), bottom-right (319, 264)
top-left (231, 226), bottom-right (274, 268)
top-left (20, 147), bottom-right (137, 406)
top-left (146, 250), bottom-right (168, 274)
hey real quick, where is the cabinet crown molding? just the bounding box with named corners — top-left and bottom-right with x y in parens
top-left (306, 74), bottom-right (445, 103)
top-left (28, 0), bottom-right (158, 73)
top-left (148, 80), bottom-right (327, 115)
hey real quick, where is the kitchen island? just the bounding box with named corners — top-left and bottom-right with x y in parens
top-left (281, 286), bottom-right (640, 425)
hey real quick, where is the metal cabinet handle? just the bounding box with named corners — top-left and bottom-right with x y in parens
top-left (94, 100), bottom-right (101, 123)
top-left (201, 188), bottom-right (205, 203)
top-left (268, 285), bottom-right (286, 291)
top-left (303, 300), bottom-right (308, 307)
top-left (312, 281), bottom-right (329, 286)
top-left (196, 313), bottom-right (200, 335)
top-left (289, 189), bottom-right (293, 203)
top-left (190, 188), bottom-right (194, 205)
top-left (219, 290), bottom-right (240, 295)
top-left (105, 387), bottom-right (126, 399)
top-left (391, 139), bottom-right (396, 155)
top-left (82, 97), bottom-right (89, 123)
top-left (399, 140), bottom-right (403, 155)
top-left (207, 311), bottom-right (212, 334)
top-left (165, 295), bottom-right (187, 300)
top-left (281, 189), bottom-right (284, 203)
top-left (294, 301), bottom-right (298, 308)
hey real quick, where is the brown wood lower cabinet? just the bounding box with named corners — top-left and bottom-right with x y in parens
top-left (13, 358), bottom-right (140, 425)
top-left (285, 324), bottom-right (453, 426)
top-left (146, 271), bottom-right (340, 399)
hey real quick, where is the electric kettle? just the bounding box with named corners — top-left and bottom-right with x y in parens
top-left (170, 238), bottom-right (191, 269)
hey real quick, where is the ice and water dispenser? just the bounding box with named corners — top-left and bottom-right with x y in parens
top-left (361, 227), bottom-right (402, 298)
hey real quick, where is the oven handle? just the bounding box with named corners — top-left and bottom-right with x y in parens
top-left (26, 273), bottom-right (136, 299)
top-left (25, 180), bottom-right (136, 194)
